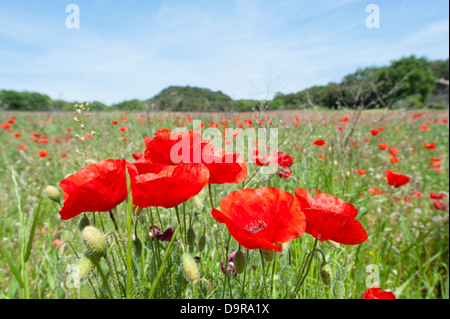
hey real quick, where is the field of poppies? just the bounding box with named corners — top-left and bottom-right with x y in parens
top-left (0, 105), bottom-right (448, 299)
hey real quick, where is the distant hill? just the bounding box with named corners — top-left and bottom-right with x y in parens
top-left (1, 56), bottom-right (448, 112)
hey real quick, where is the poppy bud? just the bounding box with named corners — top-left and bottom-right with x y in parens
top-left (261, 248), bottom-right (274, 262)
top-left (333, 280), bottom-right (346, 299)
top-left (320, 263), bottom-right (333, 286)
top-left (234, 250), bottom-right (246, 274)
top-left (187, 227), bottom-right (196, 246)
top-left (56, 287), bottom-right (66, 299)
top-left (78, 215), bottom-right (90, 231)
top-left (181, 253), bottom-right (200, 282)
top-left (279, 264), bottom-right (293, 285)
top-left (55, 259), bottom-right (68, 281)
top-left (81, 226), bottom-right (107, 258)
top-left (79, 280), bottom-right (95, 299)
top-left (45, 185), bottom-right (61, 203)
top-left (198, 235), bottom-right (206, 252)
top-left (193, 196), bottom-right (203, 210)
top-left (133, 238), bottom-right (142, 258)
top-left (327, 240), bottom-right (340, 249)
top-left (77, 254), bottom-right (94, 281)
top-left (85, 159), bottom-right (97, 166)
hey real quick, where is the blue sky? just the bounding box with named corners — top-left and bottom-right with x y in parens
top-left (0, 0), bottom-right (448, 105)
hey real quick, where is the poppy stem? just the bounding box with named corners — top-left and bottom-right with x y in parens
top-left (292, 238), bottom-right (318, 297)
top-left (109, 210), bottom-right (120, 233)
top-left (208, 183), bottom-right (214, 208)
top-left (175, 205), bottom-right (184, 241)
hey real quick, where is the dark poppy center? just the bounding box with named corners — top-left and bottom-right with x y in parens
top-left (245, 220), bottom-right (267, 233)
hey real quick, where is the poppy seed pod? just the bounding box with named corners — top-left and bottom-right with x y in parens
top-left (320, 263), bottom-right (333, 286)
top-left (45, 185), bottom-right (61, 203)
top-left (187, 227), bottom-right (196, 246)
top-left (261, 248), bottom-right (274, 262)
top-left (234, 250), bottom-right (246, 274)
top-left (333, 280), bottom-right (346, 299)
top-left (198, 235), bottom-right (206, 252)
top-left (181, 253), bottom-right (200, 282)
top-left (78, 215), bottom-right (90, 231)
top-left (81, 226), bottom-right (107, 257)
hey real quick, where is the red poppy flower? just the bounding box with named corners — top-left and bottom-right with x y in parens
top-left (130, 162), bottom-right (209, 208)
top-left (389, 148), bottom-right (399, 156)
top-left (119, 126), bottom-right (128, 132)
top-left (277, 169), bottom-right (292, 179)
top-left (362, 288), bottom-right (396, 299)
top-left (386, 170), bottom-right (410, 188)
top-left (211, 187), bottom-right (306, 252)
top-left (423, 142), bottom-right (436, 150)
top-left (389, 157), bottom-right (400, 164)
top-left (294, 188), bottom-right (368, 245)
top-left (430, 192), bottom-right (445, 200)
top-left (411, 192), bottom-right (423, 198)
top-left (132, 153), bottom-right (144, 160)
top-left (144, 130), bottom-right (203, 165)
top-left (434, 201), bottom-right (448, 210)
top-left (201, 146), bottom-right (247, 184)
top-left (314, 139), bottom-right (326, 146)
top-left (59, 159), bottom-right (132, 220)
top-left (39, 151), bottom-right (49, 157)
top-left (149, 225), bottom-right (176, 242)
top-left (274, 152), bottom-right (293, 168)
top-left (419, 125), bottom-right (430, 131)
top-left (370, 129), bottom-right (379, 136)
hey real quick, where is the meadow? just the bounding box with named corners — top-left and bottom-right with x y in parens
top-left (0, 106), bottom-right (448, 299)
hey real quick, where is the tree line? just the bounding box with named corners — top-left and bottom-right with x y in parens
top-left (1, 55), bottom-right (448, 112)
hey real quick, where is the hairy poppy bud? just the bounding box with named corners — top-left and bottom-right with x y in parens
top-left (79, 280), bottom-right (95, 299)
top-left (261, 248), bottom-right (274, 262)
top-left (81, 226), bottom-right (107, 258)
top-left (77, 254), bottom-right (94, 281)
top-left (56, 287), bottom-right (66, 299)
top-left (85, 159), bottom-right (97, 166)
top-left (198, 235), bottom-right (206, 252)
top-left (45, 185), bottom-right (61, 203)
top-left (333, 280), bottom-right (346, 299)
top-left (187, 227), bottom-right (196, 246)
top-left (279, 264), bottom-right (293, 285)
top-left (55, 259), bottom-right (68, 281)
top-left (181, 253), bottom-right (199, 282)
top-left (327, 240), bottom-right (340, 249)
top-left (78, 215), bottom-right (90, 231)
top-left (320, 263), bottom-right (333, 286)
top-left (234, 250), bottom-right (246, 274)
top-left (193, 196), bottom-right (203, 210)
top-left (133, 238), bottom-right (142, 258)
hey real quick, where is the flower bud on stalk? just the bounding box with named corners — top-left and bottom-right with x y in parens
top-left (261, 248), bottom-right (274, 262)
top-left (55, 259), bottom-right (68, 281)
top-left (198, 235), bottom-right (206, 252)
top-left (333, 280), bottom-right (346, 299)
top-left (81, 226), bottom-right (107, 258)
top-left (78, 215), bottom-right (90, 231)
top-left (181, 253), bottom-right (200, 282)
top-left (133, 238), bottom-right (142, 258)
top-left (279, 265), bottom-right (293, 285)
top-left (77, 254), bottom-right (94, 281)
top-left (79, 280), bottom-right (95, 299)
top-left (187, 227), bottom-right (196, 246)
top-left (45, 185), bottom-right (61, 203)
top-left (234, 250), bottom-right (246, 274)
top-left (320, 262), bottom-right (333, 286)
